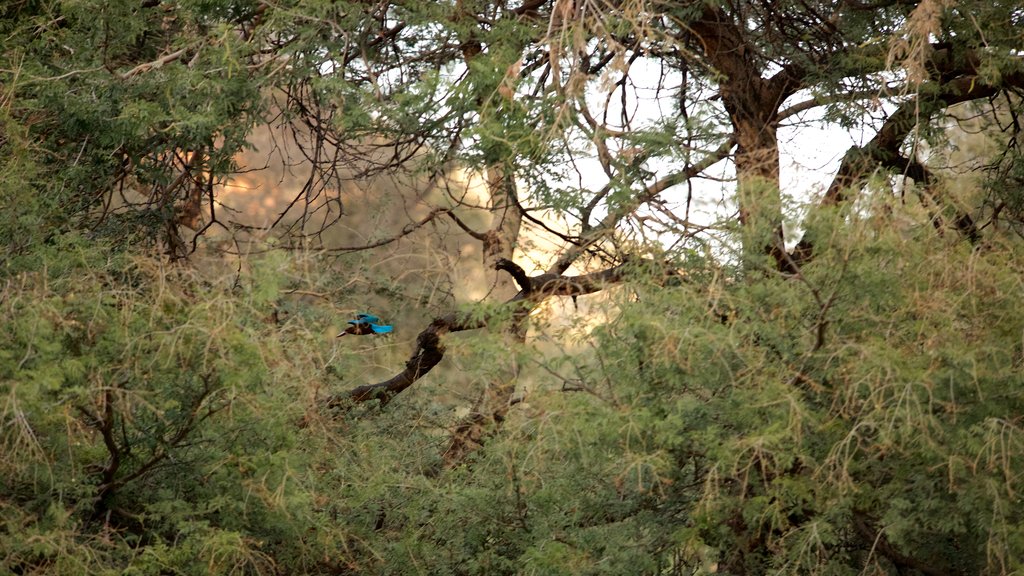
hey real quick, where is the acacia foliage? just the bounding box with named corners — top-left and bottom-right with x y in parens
top-left (1, 240), bottom-right (313, 573)
top-left (4, 212), bottom-right (1022, 575)
top-left (2, 0), bottom-right (1024, 575)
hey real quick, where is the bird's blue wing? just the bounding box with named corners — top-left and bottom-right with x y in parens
top-left (369, 323), bottom-right (393, 334)
top-left (355, 313), bottom-right (380, 323)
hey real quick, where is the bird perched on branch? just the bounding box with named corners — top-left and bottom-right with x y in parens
top-left (338, 313), bottom-right (393, 337)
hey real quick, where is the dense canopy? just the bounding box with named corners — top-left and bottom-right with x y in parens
top-left (2, 0), bottom-right (1024, 574)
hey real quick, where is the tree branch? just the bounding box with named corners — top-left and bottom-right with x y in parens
top-left (325, 207), bottom-right (451, 252)
top-left (791, 72), bottom-right (1023, 264)
top-left (327, 313), bottom-right (484, 407)
top-left (495, 258), bottom-right (532, 292)
top-left (445, 209), bottom-right (489, 242)
top-left (119, 48), bottom-right (189, 79)
top-left (852, 510), bottom-right (951, 576)
top-left (329, 258), bottom-right (663, 409)
top-left (549, 136), bottom-right (736, 275)
top-left (777, 86), bottom-right (905, 122)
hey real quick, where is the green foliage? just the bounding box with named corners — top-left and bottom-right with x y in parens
top-left (4, 1), bottom-right (1024, 574)
top-left (571, 213), bottom-right (1024, 574)
top-left (0, 0), bottom-right (263, 253)
top-left (0, 235), bottom-right (329, 574)
top-left (8, 206), bottom-right (1020, 575)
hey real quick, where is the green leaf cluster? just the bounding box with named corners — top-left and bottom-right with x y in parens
top-left (0, 234), bottom-right (332, 574)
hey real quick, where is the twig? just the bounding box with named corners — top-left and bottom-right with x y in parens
top-left (119, 48), bottom-right (188, 79)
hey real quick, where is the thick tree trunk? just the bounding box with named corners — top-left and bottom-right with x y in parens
top-left (733, 114), bottom-right (789, 272)
top-left (444, 162), bottom-right (525, 467)
top-left (446, 2), bottom-right (527, 466)
top-left (693, 6), bottom-right (792, 273)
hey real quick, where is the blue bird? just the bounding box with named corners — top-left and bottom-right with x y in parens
top-left (338, 313), bottom-right (393, 337)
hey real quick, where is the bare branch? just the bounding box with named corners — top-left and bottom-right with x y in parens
top-left (119, 48), bottom-right (189, 79)
top-left (550, 136), bottom-right (736, 275)
top-left (325, 207), bottom-right (451, 253)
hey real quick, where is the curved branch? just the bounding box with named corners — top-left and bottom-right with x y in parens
top-left (495, 258), bottom-right (532, 292)
top-left (329, 258), bottom-right (668, 409)
top-left (327, 313), bottom-right (484, 407)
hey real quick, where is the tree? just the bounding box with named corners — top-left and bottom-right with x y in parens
top-left (2, 0), bottom-right (1024, 573)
